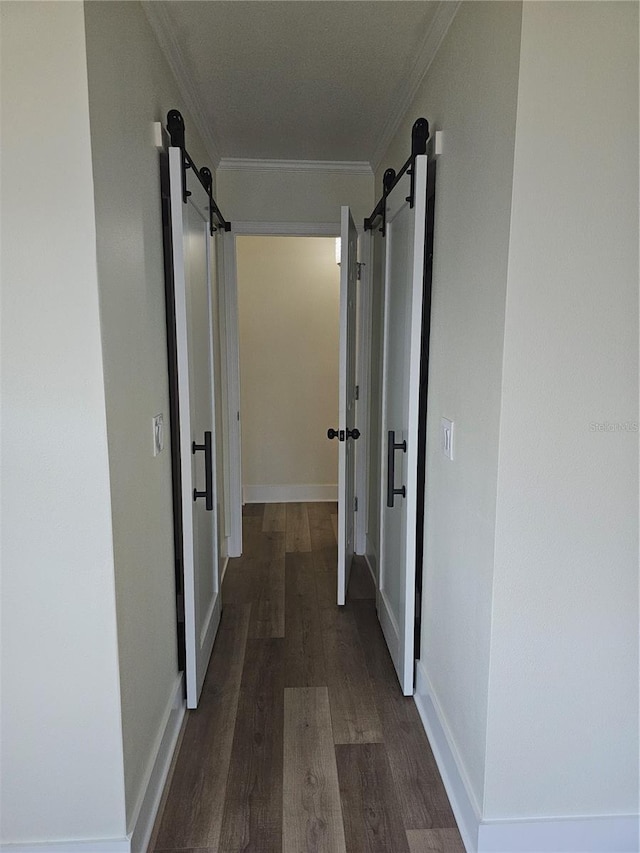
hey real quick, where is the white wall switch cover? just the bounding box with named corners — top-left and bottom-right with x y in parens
top-left (153, 414), bottom-right (164, 456)
top-left (441, 417), bottom-right (454, 460)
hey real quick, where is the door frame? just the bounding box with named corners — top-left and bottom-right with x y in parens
top-left (222, 221), bottom-right (342, 554)
top-left (355, 228), bottom-right (372, 557)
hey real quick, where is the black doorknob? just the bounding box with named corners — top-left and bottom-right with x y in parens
top-left (327, 428), bottom-right (345, 441)
top-left (347, 428), bottom-right (361, 440)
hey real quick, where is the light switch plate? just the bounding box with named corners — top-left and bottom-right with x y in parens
top-left (153, 414), bottom-right (164, 456)
top-left (441, 417), bottom-right (454, 460)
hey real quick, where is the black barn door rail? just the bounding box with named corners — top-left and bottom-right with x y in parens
top-left (166, 109), bottom-right (231, 234)
top-left (364, 117), bottom-right (429, 236)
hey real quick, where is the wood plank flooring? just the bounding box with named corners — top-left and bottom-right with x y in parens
top-left (152, 502), bottom-right (463, 853)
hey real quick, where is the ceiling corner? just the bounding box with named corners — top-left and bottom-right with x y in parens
top-left (370, 0), bottom-right (461, 174)
top-left (141, 1), bottom-right (222, 167)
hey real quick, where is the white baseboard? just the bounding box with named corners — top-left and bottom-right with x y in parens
top-left (363, 552), bottom-right (377, 589)
top-left (413, 661), bottom-right (640, 853)
top-left (243, 484), bottom-right (337, 503)
top-left (129, 673), bottom-right (185, 852)
top-left (0, 841), bottom-right (130, 853)
top-left (0, 673), bottom-right (185, 853)
top-left (220, 555), bottom-right (229, 585)
top-left (414, 661), bottom-right (480, 851)
top-left (477, 814), bottom-right (640, 853)
top-left (376, 587), bottom-right (400, 676)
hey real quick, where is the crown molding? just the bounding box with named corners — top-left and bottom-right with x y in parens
top-left (370, 0), bottom-right (461, 173)
top-left (217, 158), bottom-right (373, 176)
top-left (141, 1), bottom-right (221, 167)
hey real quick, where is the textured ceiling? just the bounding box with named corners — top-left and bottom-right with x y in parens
top-left (146, 1), bottom-right (456, 165)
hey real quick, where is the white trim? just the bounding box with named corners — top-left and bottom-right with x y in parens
top-left (0, 674), bottom-right (185, 853)
top-left (365, 536), bottom-right (379, 587)
top-left (141, 3), bottom-right (221, 166)
top-left (355, 230), bottom-right (372, 556)
top-left (413, 663), bottom-right (639, 853)
top-left (222, 230), bottom-right (243, 558)
top-left (364, 552), bottom-right (377, 589)
top-left (217, 158), bottom-right (372, 176)
top-left (231, 221), bottom-right (340, 237)
top-left (129, 675), bottom-right (185, 853)
top-left (414, 660), bottom-right (481, 852)
top-left (215, 231), bottom-right (233, 546)
top-left (199, 590), bottom-right (221, 649)
top-left (370, 1), bottom-right (461, 172)
top-left (225, 219), bottom-right (347, 558)
top-left (478, 816), bottom-right (640, 853)
top-left (0, 841), bottom-right (131, 853)
top-left (243, 484), bottom-right (338, 504)
top-left (220, 555), bottom-right (230, 585)
top-left (376, 587), bottom-right (400, 670)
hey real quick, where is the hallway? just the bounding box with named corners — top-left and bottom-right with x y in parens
top-left (150, 502), bottom-right (463, 853)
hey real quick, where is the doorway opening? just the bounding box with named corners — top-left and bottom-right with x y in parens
top-left (235, 235), bottom-right (341, 508)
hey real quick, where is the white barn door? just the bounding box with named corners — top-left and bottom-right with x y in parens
top-left (168, 147), bottom-right (222, 708)
top-left (379, 155), bottom-right (429, 695)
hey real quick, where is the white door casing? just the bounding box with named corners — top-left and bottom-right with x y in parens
top-left (337, 207), bottom-right (358, 605)
top-left (355, 229), bottom-right (372, 557)
top-left (378, 155), bottom-right (429, 695)
top-left (169, 147), bottom-right (222, 708)
top-left (222, 221), bottom-right (340, 554)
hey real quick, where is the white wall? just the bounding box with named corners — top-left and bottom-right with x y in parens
top-left (83, 0), bottom-right (220, 828)
top-left (0, 1), bottom-right (127, 843)
top-left (374, 0), bottom-right (523, 810)
top-left (372, 0), bottom-right (638, 844)
top-left (237, 237), bottom-right (339, 500)
top-left (216, 166), bottom-right (374, 227)
top-left (485, 0), bottom-right (639, 821)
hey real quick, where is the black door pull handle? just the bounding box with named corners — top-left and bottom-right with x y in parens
top-left (192, 430), bottom-right (214, 511)
top-left (387, 430), bottom-right (407, 507)
top-left (347, 428), bottom-right (360, 440)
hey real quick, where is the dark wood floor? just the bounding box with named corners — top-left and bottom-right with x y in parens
top-left (151, 502), bottom-right (464, 853)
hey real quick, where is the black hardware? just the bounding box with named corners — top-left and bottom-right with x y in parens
top-left (346, 428), bottom-right (360, 440)
top-left (408, 118), bottom-right (429, 209)
top-left (327, 428), bottom-right (346, 441)
top-left (387, 430), bottom-right (407, 508)
top-left (166, 110), bottom-right (231, 233)
top-left (200, 167), bottom-right (217, 235)
top-left (364, 118), bottom-right (429, 232)
top-left (167, 110), bottom-right (189, 204)
top-left (192, 430), bottom-right (214, 511)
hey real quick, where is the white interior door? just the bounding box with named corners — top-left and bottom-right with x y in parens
top-left (379, 156), bottom-right (429, 695)
top-left (337, 207), bottom-right (358, 605)
top-left (169, 147), bottom-right (222, 708)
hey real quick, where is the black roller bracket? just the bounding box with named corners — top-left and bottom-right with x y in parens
top-left (200, 167), bottom-right (217, 235)
top-left (166, 110), bottom-right (232, 232)
top-left (167, 110), bottom-right (189, 203)
top-left (364, 117), bottom-right (430, 231)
